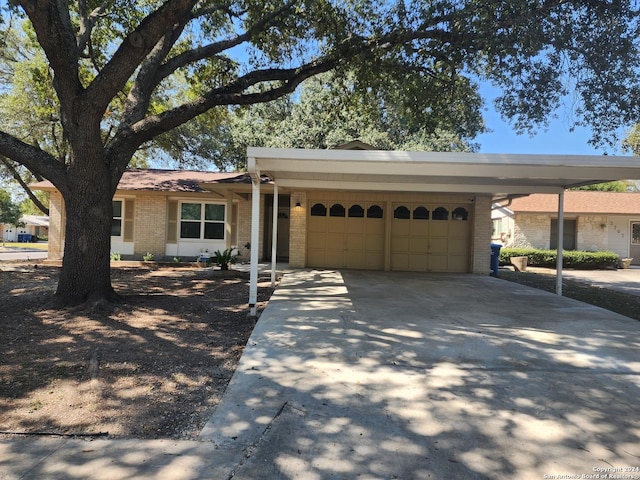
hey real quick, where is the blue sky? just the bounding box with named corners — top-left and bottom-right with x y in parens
top-left (475, 85), bottom-right (629, 156)
top-left (476, 111), bottom-right (617, 156)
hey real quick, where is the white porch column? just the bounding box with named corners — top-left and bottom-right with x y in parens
top-left (271, 183), bottom-right (278, 287)
top-left (556, 190), bottom-right (565, 296)
top-left (249, 167), bottom-right (261, 316)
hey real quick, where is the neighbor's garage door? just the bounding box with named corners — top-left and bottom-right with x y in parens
top-left (307, 200), bottom-right (385, 269)
top-left (390, 203), bottom-right (471, 273)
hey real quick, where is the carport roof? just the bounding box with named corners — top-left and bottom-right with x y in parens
top-left (247, 147), bottom-right (640, 196)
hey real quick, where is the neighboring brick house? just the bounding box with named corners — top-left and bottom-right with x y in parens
top-left (493, 191), bottom-right (640, 264)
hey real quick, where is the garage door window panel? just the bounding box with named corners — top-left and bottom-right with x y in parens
top-left (452, 207), bottom-right (468, 221)
top-left (394, 206), bottom-right (410, 219)
top-left (311, 203), bottom-right (327, 216)
top-left (413, 206), bottom-right (429, 220)
top-left (367, 205), bottom-right (384, 218)
top-left (433, 207), bottom-right (449, 220)
top-left (349, 205), bottom-right (365, 217)
top-left (330, 204), bottom-right (345, 217)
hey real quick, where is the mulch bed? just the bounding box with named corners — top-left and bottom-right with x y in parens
top-left (0, 264), bottom-right (275, 439)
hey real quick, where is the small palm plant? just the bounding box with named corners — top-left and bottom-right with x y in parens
top-left (213, 248), bottom-right (239, 270)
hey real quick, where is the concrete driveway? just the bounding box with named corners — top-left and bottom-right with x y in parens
top-left (200, 270), bottom-right (640, 480)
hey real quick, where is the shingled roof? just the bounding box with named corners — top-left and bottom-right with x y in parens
top-left (509, 191), bottom-right (640, 215)
top-left (115, 169), bottom-right (247, 192)
top-left (31, 169), bottom-right (251, 193)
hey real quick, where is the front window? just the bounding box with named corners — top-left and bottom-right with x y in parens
top-left (111, 200), bottom-right (122, 237)
top-left (180, 202), bottom-right (225, 240)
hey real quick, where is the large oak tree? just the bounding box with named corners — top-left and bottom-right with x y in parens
top-left (0, 1), bottom-right (639, 305)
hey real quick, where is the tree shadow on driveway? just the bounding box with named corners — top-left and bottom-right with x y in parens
top-left (200, 270), bottom-right (640, 480)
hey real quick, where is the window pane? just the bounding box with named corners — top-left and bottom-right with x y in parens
top-left (452, 207), bottom-right (468, 221)
top-left (394, 206), bottom-right (410, 219)
top-left (348, 204), bottom-right (364, 218)
top-left (413, 206), bottom-right (429, 220)
top-left (311, 203), bottom-right (327, 216)
top-left (111, 218), bottom-right (122, 236)
top-left (205, 204), bottom-right (225, 221)
top-left (180, 221), bottom-right (201, 238)
top-left (330, 204), bottom-right (345, 217)
top-left (181, 203), bottom-right (201, 220)
top-left (112, 200), bottom-right (122, 218)
top-left (367, 205), bottom-right (383, 218)
top-left (633, 223), bottom-right (640, 244)
top-left (204, 222), bottom-right (225, 239)
top-left (432, 207), bottom-right (449, 220)
top-left (550, 219), bottom-right (576, 250)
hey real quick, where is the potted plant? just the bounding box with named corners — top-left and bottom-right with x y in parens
top-left (619, 257), bottom-right (633, 269)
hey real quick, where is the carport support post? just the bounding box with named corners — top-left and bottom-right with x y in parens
top-left (556, 190), bottom-right (565, 296)
top-left (271, 184), bottom-right (278, 287)
top-left (249, 166), bottom-right (260, 317)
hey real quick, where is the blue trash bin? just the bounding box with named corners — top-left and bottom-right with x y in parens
top-left (490, 243), bottom-right (502, 277)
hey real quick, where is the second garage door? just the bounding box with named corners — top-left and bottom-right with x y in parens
top-left (390, 202), bottom-right (471, 273)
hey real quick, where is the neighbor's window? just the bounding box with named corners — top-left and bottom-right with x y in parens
top-left (550, 219), bottom-right (576, 250)
top-left (633, 223), bottom-right (640, 244)
top-left (180, 202), bottom-right (225, 240)
top-left (111, 200), bottom-right (123, 237)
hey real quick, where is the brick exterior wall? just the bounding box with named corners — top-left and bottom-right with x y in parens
top-left (289, 191), bottom-right (307, 268)
top-left (472, 196), bottom-right (492, 274)
top-left (48, 191), bottom-right (65, 260)
top-left (133, 195), bottom-right (167, 257)
top-left (236, 197), bottom-right (256, 260)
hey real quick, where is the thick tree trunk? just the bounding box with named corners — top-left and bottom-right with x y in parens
top-left (54, 162), bottom-right (117, 306)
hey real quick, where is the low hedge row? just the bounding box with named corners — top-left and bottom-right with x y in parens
top-left (498, 248), bottom-right (619, 270)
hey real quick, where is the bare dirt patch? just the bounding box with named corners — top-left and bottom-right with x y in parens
top-left (0, 264), bottom-right (275, 439)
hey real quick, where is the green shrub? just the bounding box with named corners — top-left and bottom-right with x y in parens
top-left (213, 248), bottom-right (239, 270)
top-left (143, 252), bottom-right (154, 262)
top-left (499, 248), bottom-right (619, 270)
top-left (110, 251), bottom-right (121, 261)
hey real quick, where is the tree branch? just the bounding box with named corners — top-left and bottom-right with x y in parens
top-left (0, 131), bottom-right (68, 194)
top-left (157, 1), bottom-right (297, 80)
top-left (83, 0), bottom-right (198, 115)
top-left (77, 1), bottom-right (110, 54)
top-left (18, 0), bottom-right (83, 115)
top-left (107, 26), bottom-right (454, 165)
top-left (0, 157), bottom-right (49, 215)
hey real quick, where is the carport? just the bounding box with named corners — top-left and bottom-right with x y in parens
top-left (246, 148), bottom-right (640, 315)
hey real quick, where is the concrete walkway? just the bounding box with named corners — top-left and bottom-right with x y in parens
top-left (2, 270), bottom-right (639, 479)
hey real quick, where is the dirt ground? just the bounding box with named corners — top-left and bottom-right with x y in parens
top-left (0, 263), bottom-right (275, 440)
